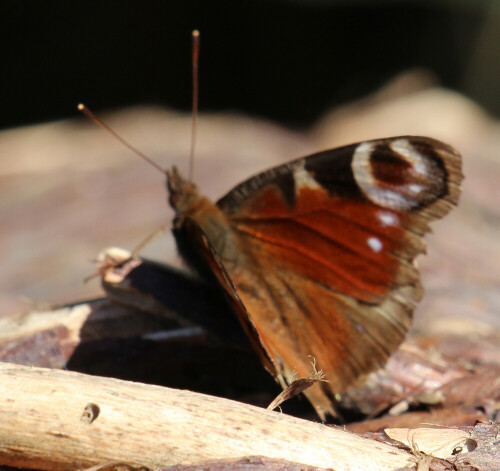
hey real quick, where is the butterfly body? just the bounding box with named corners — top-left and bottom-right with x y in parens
top-left (167, 136), bottom-right (462, 419)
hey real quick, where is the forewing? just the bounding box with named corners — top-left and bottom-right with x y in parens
top-left (214, 136), bottom-right (462, 418)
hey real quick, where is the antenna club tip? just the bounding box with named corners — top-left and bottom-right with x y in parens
top-left (77, 103), bottom-right (85, 111)
top-left (192, 30), bottom-right (200, 37)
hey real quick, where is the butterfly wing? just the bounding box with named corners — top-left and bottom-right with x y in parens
top-left (170, 136), bottom-right (462, 419)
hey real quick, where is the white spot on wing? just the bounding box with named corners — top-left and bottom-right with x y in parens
top-left (408, 183), bottom-right (423, 194)
top-left (367, 236), bottom-right (383, 253)
top-left (376, 190), bottom-right (411, 209)
top-left (294, 159), bottom-right (322, 190)
top-left (378, 210), bottom-right (399, 226)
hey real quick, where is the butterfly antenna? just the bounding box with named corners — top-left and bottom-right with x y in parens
top-left (130, 223), bottom-right (168, 259)
top-left (77, 103), bottom-right (166, 174)
top-left (189, 29), bottom-right (200, 181)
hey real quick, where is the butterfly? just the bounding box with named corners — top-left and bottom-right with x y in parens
top-left (166, 135), bottom-right (462, 420)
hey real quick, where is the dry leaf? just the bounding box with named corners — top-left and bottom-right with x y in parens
top-left (385, 427), bottom-right (476, 459)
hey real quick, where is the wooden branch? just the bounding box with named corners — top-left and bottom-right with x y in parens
top-left (0, 363), bottom-right (416, 471)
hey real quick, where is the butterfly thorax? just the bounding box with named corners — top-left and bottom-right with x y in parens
top-left (166, 166), bottom-right (241, 268)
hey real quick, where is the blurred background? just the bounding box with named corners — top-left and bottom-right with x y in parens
top-left (1, 1), bottom-right (499, 128)
top-left (1, 1), bottom-right (499, 319)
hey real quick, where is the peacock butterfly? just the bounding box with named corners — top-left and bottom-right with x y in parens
top-left (166, 135), bottom-right (463, 419)
top-left (79, 29), bottom-right (462, 417)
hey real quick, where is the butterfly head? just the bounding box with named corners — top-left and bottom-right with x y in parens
top-left (166, 166), bottom-right (202, 224)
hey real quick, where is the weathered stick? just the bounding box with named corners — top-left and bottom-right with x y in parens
top-left (0, 363), bottom-right (416, 471)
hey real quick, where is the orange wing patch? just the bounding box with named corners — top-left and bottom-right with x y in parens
top-left (233, 185), bottom-right (407, 303)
